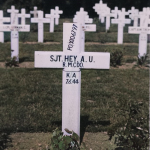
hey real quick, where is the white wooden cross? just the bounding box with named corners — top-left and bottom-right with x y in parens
top-left (31, 11), bottom-right (50, 42)
top-left (18, 8), bottom-right (30, 25)
top-left (73, 8), bottom-right (96, 52)
top-left (128, 7), bottom-right (139, 27)
top-left (30, 6), bottom-right (38, 18)
top-left (0, 10), bottom-right (10, 43)
top-left (7, 5), bottom-right (19, 25)
top-left (45, 9), bottom-right (58, 33)
top-left (54, 6), bottom-right (63, 25)
top-left (93, 3), bottom-right (117, 31)
top-left (34, 23), bottom-right (110, 137)
top-left (1, 6), bottom-right (30, 61)
top-left (128, 7), bottom-right (150, 57)
top-left (93, 0), bottom-right (108, 23)
top-left (111, 8), bottom-right (131, 44)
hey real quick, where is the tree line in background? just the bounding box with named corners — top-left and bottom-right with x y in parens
top-left (0, 0), bottom-right (150, 17)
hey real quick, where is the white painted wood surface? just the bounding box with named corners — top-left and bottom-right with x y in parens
top-left (0, 10), bottom-right (10, 43)
top-left (34, 23), bottom-right (110, 137)
top-left (31, 11), bottom-right (49, 42)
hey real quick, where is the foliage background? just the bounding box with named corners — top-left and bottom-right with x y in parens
top-left (0, 0), bottom-right (150, 17)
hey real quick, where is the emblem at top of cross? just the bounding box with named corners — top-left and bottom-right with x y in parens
top-left (93, 0), bottom-right (108, 23)
top-left (73, 8), bottom-right (93, 25)
top-left (93, 0), bottom-right (117, 30)
top-left (73, 8), bottom-right (96, 52)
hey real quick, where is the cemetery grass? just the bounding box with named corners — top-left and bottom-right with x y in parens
top-left (3, 132), bottom-right (118, 150)
top-left (0, 43), bottom-right (146, 63)
top-left (0, 68), bottom-right (148, 131)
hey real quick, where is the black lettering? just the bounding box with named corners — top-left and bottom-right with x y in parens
top-left (50, 55), bottom-right (54, 62)
top-left (72, 73), bottom-right (76, 78)
top-left (64, 56), bottom-right (69, 62)
top-left (63, 62), bottom-right (66, 67)
top-left (81, 56), bottom-right (84, 62)
top-left (66, 73), bottom-right (70, 78)
top-left (89, 56), bottom-right (93, 62)
top-left (68, 62), bottom-right (72, 67)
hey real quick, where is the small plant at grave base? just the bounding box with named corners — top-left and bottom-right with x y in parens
top-left (5, 56), bottom-right (19, 68)
top-left (137, 53), bottom-right (148, 66)
top-left (49, 128), bottom-right (80, 150)
top-left (110, 49), bottom-right (123, 67)
top-left (108, 100), bottom-right (149, 150)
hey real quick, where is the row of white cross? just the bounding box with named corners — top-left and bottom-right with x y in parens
top-left (0, 6), bottom-right (63, 42)
top-left (0, 6), bottom-right (63, 61)
top-left (0, 3), bottom-right (150, 59)
top-left (0, 3), bottom-right (149, 139)
top-left (35, 2), bottom-right (150, 137)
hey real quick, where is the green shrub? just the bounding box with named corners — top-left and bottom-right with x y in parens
top-left (110, 49), bottom-right (124, 67)
top-left (5, 56), bottom-right (19, 67)
top-left (50, 128), bottom-right (80, 150)
top-left (108, 100), bottom-right (149, 150)
top-left (137, 53), bottom-right (149, 66)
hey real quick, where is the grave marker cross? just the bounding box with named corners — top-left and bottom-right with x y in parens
top-left (0, 6), bottom-right (30, 61)
top-left (0, 10), bottom-right (10, 43)
top-left (7, 5), bottom-right (19, 25)
top-left (34, 23), bottom-right (110, 137)
top-left (128, 7), bottom-right (139, 27)
top-left (18, 8), bottom-right (30, 25)
top-left (73, 8), bottom-right (95, 52)
top-left (93, 0), bottom-right (107, 23)
top-left (128, 7), bottom-right (150, 57)
top-left (31, 11), bottom-right (50, 42)
top-left (54, 6), bottom-right (63, 25)
top-left (30, 6), bottom-right (38, 18)
top-left (45, 9), bottom-right (59, 33)
top-left (111, 8), bottom-right (131, 44)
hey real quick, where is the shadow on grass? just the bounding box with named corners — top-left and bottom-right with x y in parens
top-left (80, 116), bottom-right (110, 144)
top-left (115, 147), bottom-right (124, 150)
top-left (51, 117), bottom-right (111, 144)
top-left (0, 132), bottom-right (12, 150)
top-left (19, 57), bottom-right (30, 63)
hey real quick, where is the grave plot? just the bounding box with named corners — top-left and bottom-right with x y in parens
top-left (0, 6), bottom-right (30, 62)
top-left (0, 8), bottom-right (149, 150)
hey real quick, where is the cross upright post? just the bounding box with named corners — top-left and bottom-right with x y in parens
top-left (34, 23), bottom-right (110, 137)
top-left (30, 6), bottom-right (38, 18)
top-left (73, 8), bottom-right (95, 52)
top-left (7, 5), bottom-right (19, 25)
top-left (0, 6), bottom-right (30, 61)
top-left (0, 10), bottom-right (10, 43)
top-left (111, 8), bottom-right (131, 44)
top-left (128, 7), bottom-right (150, 57)
top-left (54, 6), bottom-right (63, 25)
top-left (18, 8), bottom-right (30, 25)
top-left (128, 7), bottom-right (139, 27)
top-left (45, 9), bottom-right (58, 33)
top-left (31, 11), bottom-right (50, 42)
